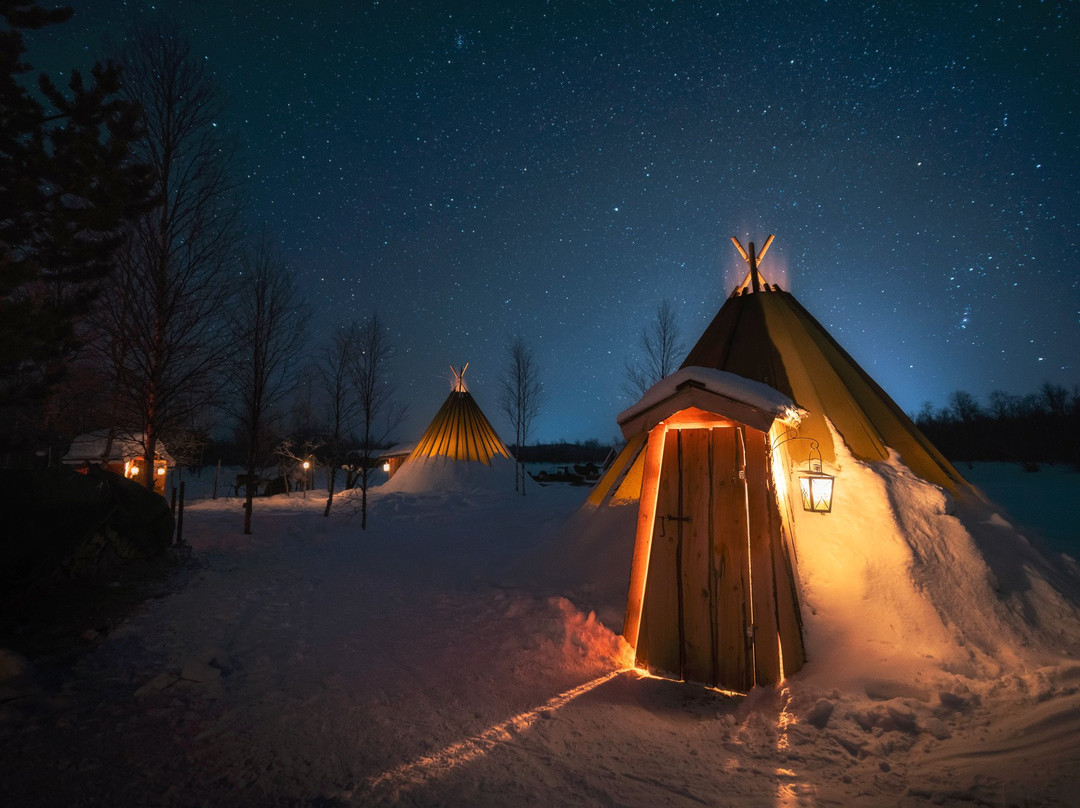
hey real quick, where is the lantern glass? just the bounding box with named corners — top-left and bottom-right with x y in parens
top-left (799, 472), bottom-right (834, 513)
top-left (382, 461), bottom-right (391, 472)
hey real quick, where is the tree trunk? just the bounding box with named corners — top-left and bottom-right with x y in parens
top-left (243, 455), bottom-right (255, 534)
top-left (359, 462), bottom-right (370, 529)
top-left (323, 464), bottom-right (337, 517)
top-left (144, 427), bottom-right (158, 491)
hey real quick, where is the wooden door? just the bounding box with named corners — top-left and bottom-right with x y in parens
top-left (636, 426), bottom-right (754, 690)
top-left (634, 424), bottom-right (805, 690)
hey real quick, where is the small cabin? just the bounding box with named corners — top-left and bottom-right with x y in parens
top-left (62, 430), bottom-right (172, 495)
top-left (377, 443), bottom-right (415, 480)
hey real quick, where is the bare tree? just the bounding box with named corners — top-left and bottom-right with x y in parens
top-left (92, 22), bottom-right (238, 489)
top-left (947, 390), bottom-right (982, 424)
top-left (623, 299), bottom-right (686, 398)
top-left (350, 315), bottom-right (404, 529)
top-left (1041, 382), bottom-right (1070, 418)
top-left (231, 237), bottom-right (308, 534)
top-left (318, 323), bottom-right (360, 517)
top-left (499, 336), bottom-right (544, 494)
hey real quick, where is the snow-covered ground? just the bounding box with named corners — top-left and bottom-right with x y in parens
top-left (2, 459), bottom-right (1080, 806)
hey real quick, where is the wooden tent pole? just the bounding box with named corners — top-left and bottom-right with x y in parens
top-left (736, 426), bottom-right (757, 684)
top-left (730, 234), bottom-right (775, 295)
top-left (749, 242), bottom-right (761, 294)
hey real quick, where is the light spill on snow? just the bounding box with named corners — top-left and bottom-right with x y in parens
top-left (362, 667), bottom-right (629, 802)
top-left (1, 456), bottom-right (1079, 806)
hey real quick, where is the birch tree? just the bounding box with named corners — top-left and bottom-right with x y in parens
top-left (499, 336), bottom-right (544, 494)
top-left (231, 237), bottom-right (307, 534)
top-left (318, 323), bottom-right (359, 517)
top-left (623, 299), bottom-right (686, 398)
top-left (350, 315), bottom-right (404, 529)
top-left (94, 22), bottom-right (237, 488)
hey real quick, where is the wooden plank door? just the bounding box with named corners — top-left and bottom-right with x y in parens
top-left (636, 426), bottom-right (754, 691)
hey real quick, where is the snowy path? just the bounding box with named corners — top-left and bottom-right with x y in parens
top-left (3, 482), bottom-right (1080, 806)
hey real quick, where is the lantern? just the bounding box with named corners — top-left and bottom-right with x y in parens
top-left (798, 466), bottom-right (835, 513)
top-left (773, 431), bottom-right (837, 514)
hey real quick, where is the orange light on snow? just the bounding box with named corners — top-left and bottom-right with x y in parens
top-left (364, 668), bottom-right (628, 799)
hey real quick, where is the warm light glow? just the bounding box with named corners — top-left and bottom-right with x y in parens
top-left (630, 665), bottom-right (746, 698)
top-left (363, 668), bottom-right (628, 800)
top-left (798, 471), bottom-right (834, 513)
top-left (382, 461), bottom-right (391, 472)
top-left (129, 465), bottom-right (139, 477)
top-left (622, 424), bottom-right (668, 650)
top-left (302, 460), bottom-right (310, 470)
top-left (156, 467), bottom-right (165, 476)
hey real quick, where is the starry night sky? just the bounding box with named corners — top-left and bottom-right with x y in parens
top-left (29, 1), bottom-right (1079, 443)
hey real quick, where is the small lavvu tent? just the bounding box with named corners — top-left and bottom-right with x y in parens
top-left (381, 364), bottom-right (514, 493)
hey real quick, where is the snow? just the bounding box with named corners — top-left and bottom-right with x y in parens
top-left (617, 366), bottom-right (805, 427)
top-left (3, 448), bottom-right (1080, 806)
top-left (378, 454), bottom-right (520, 495)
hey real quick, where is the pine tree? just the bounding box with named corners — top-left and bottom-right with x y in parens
top-left (0, 1), bottom-right (153, 450)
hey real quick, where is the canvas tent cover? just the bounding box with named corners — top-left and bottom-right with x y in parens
top-left (406, 368), bottom-right (511, 466)
top-left (681, 285), bottom-right (968, 493)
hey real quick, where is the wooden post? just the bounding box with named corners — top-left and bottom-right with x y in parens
top-left (175, 481), bottom-right (185, 545)
top-left (673, 431), bottom-right (686, 680)
top-left (623, 425), bottom-right (668, 650)
top-left (213, 459), bottom-right (220, 500)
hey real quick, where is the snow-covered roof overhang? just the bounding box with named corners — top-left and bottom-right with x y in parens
top-left (379, 442), bottom-right (416, 459)
top-left (61, 430), bottom-right (174, 464)
top-left (616, 367), bottom-right (805, 439)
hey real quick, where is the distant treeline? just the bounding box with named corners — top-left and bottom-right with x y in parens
top-left (167, 437), bottom-right (617, 471)
top-left (914, 382), bottom-right (1079, 466)
top-left (511, 440), bottom-right (614, 464)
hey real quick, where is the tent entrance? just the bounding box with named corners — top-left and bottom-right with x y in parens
top-left (633, 423), bottom-right (804, 691)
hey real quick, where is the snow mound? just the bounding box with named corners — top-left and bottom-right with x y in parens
top-left (789, 420), bottom-right (1080, 690)
top-left (375, 454), bottom-right (520, 495)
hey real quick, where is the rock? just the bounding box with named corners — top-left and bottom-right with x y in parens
top-left (0, 649), bottom-right (32, 684)
top-left (180, 659), bottom-right (220, 683)
top-left (134, 671), bottom-right (178, 698)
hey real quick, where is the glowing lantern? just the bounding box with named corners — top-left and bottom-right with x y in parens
top-left (798, 466), bottom-right (835, 513)
top-left (130, 465), bottom-right (140, 477)
top-left (773, 431), bottom-right (836, 514)
top-left (382, 461), bottom-right (391, 472)
top-left (156, 467), bottom-right (165, 476)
